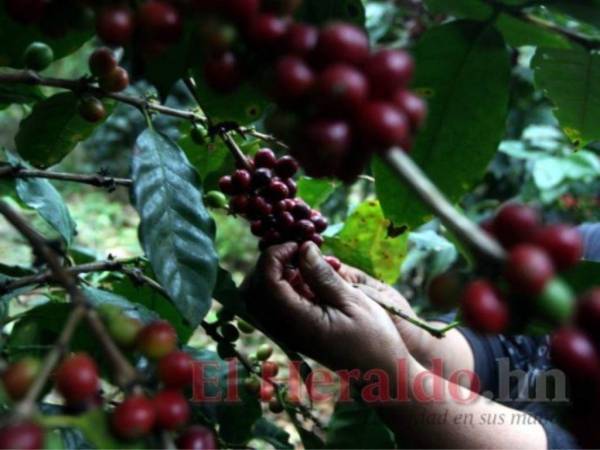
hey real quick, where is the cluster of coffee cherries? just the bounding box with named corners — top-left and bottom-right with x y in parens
top-left (0, 310), bottom-right (218, 449)
top-left (457, 203), bottom-right (583, 334)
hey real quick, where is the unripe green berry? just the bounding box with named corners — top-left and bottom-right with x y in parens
top-left (23, 42), bottom-right (54, 71)
top-left (535, 277), bottom-right (575, 325)
top-left (256, 344), bottom-right (273, 361)
top-left (204, 191), bottom-right (228, 209)
top-left (236, 319), bottom-right (255, 334)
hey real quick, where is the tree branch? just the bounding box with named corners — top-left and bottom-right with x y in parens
top-left (0, 165), bottom-right (132, 189)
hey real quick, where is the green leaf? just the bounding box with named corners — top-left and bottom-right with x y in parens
top-left (424, 0), bottom-right (492, 20)
top-left (326, 401), bottom-right (396, 449)
top-left (563, 261), bottom-right (600, 293)
top-left (374, 21), bottom-right (510, 229)
top-left (252, 419), bottom-right (293, 449)
top-left (495, 14), bottom-right (571, 48)
top-left (5, 151), bottom-right (76, 246)
top-left (297, 0), bottom-right (366, 26)
top-left (296, 177), bottom-right (336, 208)
top-left (533, 46), bottom-right (600, 147)
top-left (81, 286), bottom-right (159, 323)
top-left (16, 92), bottom-right (110, 168)
top-left (131, 129), bottom-right (219, 326)
top-left (546, 0), bottom-right (600, 29)
top-left (324, 200), bottom-right (408, 283)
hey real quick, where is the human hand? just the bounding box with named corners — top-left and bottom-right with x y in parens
top-left (242, 242), bottom-right (410, 373)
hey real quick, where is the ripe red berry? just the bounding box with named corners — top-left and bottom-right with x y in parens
top-left (138, 1), bottom-right (183, 45)
top-left (0, 422), bottom-right (44, 450)
top-left (275, 198), bottom-right (295, 212)
top-left (158, 351), bottom-right (194, 389)
top-left (302, 119), bottom-right (352, 176)
top-left (294, 219), bottom-right (316, 240)
top-left (493, 203), bottom-right (540, 249)
top-left (229, 195), bottom-right (249, 214)
top-left (312, 215), bottom-right (328, 233)
top-left (364, 49), bottom-right (414, 97)
top-left (218, 175), bottom-right (235, 195)
top-left (252, 168), bottom-right (273, 188)
top-left (315, 64), bottom-right (369, 113)
top-left (154, 390), bottom-right (190, 431)
top-left (358, 102), bottom-right (409, 149)
top-left (224, 0), bottom-right (260, 23)
top-left (392, 90), bottom-right (427, 130)
top-left (99, 67), bottom-right (129, 93)
top-left (55, 353), bottom-right (99, 404)
top-left (262, 361), bottom-right (279, 378)
top-left (231, 169), bottom-right (253, 193)
top-left (250, 220), bottom-right (266, 236)
top-left (274, 55), bottom-right (315, 102)
top-left (95, 7), bottom-right (134, 46)
top-left (246, 14), bottom-right (289, 50)
top-left (5, 0), bottom-right (45, 24)
top-left (551, 328), bottom-right (600, 381)
top-left (268, 179), bottom-right (290, 201)
top-left (176, 425), bottom-right (219, 450)
top-left (260, 382), bottom-right (275, 402)
top-left (1, 357), bottom-right (40, 401)
top-left (310, 234), bottom-right (324, 247)
top-left (247, 196), bottom-right (273, 219)
top-left (78, 96), bottom-right (106, 123)
top-left (533, 225), bottom-right (582, 271)
top-left (324, 256), bottom-right (341, 271)
top-left (89, 48), bottom-right (117, 78)
top-left (285, 23), bottom-right (318, 56)
top-left (254, 148), bottom-right (277, 168)
top-left (275, 211), bottom-right (295, 231)
top-left (460, 280), bottom-right (509, 334)
top-left (274, 155), bottom-right (298, 178)
top-left (505, 244), bottom-right (555, 295)
top-left (137, 321), bottom-right (178, 360)
top-left (204, 51), bottom-right (242, 93)
top-left (315, 22), bottom-right (369, 66)
top-left (576, 289), bottom-right (600, 342)
top-left (111, 396), bottom-right (156, 440)
top-left (291, 201), bottom-right (311, 220)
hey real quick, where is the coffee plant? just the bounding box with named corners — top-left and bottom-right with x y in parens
top-left (0, 0), bottom-right (599, 448)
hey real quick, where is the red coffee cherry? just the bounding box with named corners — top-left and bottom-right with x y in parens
top-left (176, 425), bottom-right (219, 450)
top-left (268, 179), bottom-right (290, 201)
top-left (138, 0), bottom-right (183, 45)
top-left (275, 155), bottom-right (299, 178)
top-left (533, 225), bottom-right (583, 271)
top-left (274, 55), bottom-right (315, 102)
top-left (0, 422), bottom-right (44, 450)
top-left (78, 96), bottom-right (106, 123)
top-left (254, 148), bottom-right (277, 168)
top-left (231, 169), bottom-right (253, 193)
top-left (1, 357), bottom-right (41, 401)
top-left (460, 280), bottom-right (509, 334)
top-left (358, 102), bottom-right (409, 149)
top-left (5, 0), bottom-right (45, 24)
top-left (285, 178), bottom-right (297, 196)
top-left (204, 51), bottom-right (242, 93)
top-left (251, 168), bottom-right (273, 188)
top-left (294, 219), bottom-right (315, 240)
top-left (246, 14), bottom-right (289, 50)
top-left (392, 90), bottom-right (427, 130)
top-left (218, 175), bottom-right (235, 195)
top-left (158, 351), bottom-right (194, 389)
top-left (247, 196), bottom-right (273, 219)
top-left (224, 0), bottom-right (260, 23)
top-left (551, 328), bottom-right (600, 381)
top-left (315, 64), bottom-right (369, 113)
top-left (312, 215), bottom-right (328, 233)
top-left (99, 67), bottom-right (129, 93)
top-left (229, 195), bottom-right (249, 214)
top-left (89, 48), bottom-right (117, 78)
top-left (576, 289), bottom-right (600, 342)
top-left (95, 6), bottom-right (134, 46)
top-left (55, 353), bottom-right (99, 404)
top-left (260, 382), bottom-right (275, 402)
top-left (302, 119), bottom-right (352, 175)
top-left (492, 203), bottom-right (540, 249)
top-left (154, 390), bottom-right (190, 431)
top-left (285, 23), bottom-right (318, 56)
top-left (291, 201), bottom-right (311, 220)
top-left (111, 395), bottom-right (156, 440)
top-left (315, 22), bottom-right (369, 66)
top-left (364, 49), bottom-right (414, 97)
top-left (137, 320), bottom-right (178, 359)
top-left (262, 361), bottom-right (279, 378)
top-left (505, 244), bottom-right (555, 295)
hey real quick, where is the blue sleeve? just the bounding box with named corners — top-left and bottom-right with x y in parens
top-left (578, 223), bottom-right (600, 261)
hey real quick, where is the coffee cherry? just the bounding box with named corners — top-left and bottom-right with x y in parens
top-left (291, 201), bottom-right (311, 220)
top-left (256, 343), bottom-right (274, 361)
top-left (96, 6), bottom-right (134, 46)
top-left (358, 102), bottom-right (409, 149)
top-left (229, 195), bottom-right (249, 214)
top-left (1, 357), bottom-right (41, 401)
top-left (158, 351), bottom-right (194, 389)
top-left (493, 203), bottom-right (540, 249)
top-left (78, 96), bottom-right (106, 123)
top-left (274, 55), bottom-right (315, 102)
top-left (260, 382), bottom-right (275, 402)
top-left (176, 425), bottom-right (219, 450)
top-left (137, 320), bottom-right (178, 359)
top-left (551, 328), bottom-right (600, 381)
top-left (237, 319), bottom-right (255, 334)
top-left (262, 0), bottom-right (302, 15)
top-left (23, 42), bottom-right (54, 71)
top-left (138, 1), bottom-right (182, 45)
top-left (204, 51), bottom-right (242, 93)
top-left (294, 219), bottom-right (315, 240)
top-left (268, 179), bottom-right (290, 201)
top-left (310, 234), bottom-right (324, 247)
top-left (247, 196), bottom-right (272, 218)
top-left (505, 244), bottom-right (555, 295)
top-left (315, 22), bottom-right (369, 66)
top-left (285, 23), bottom-right (318, 56)
top-left (274, 198), bottom-right (295, 213)
top-left (154, 390), bottom-right (190, 431)
top-left (250, 220), bottom-right (265, 236)
top-left (324, 256), bottom-right (341, 271)
top-left (99, 67), bottom-right (129, 93)
top-left (220, 323), bottom-right (240, 342)
top-left (5, 0), bottom-right (45, 24)
top-left (218, 175), bottom-right (235, 195)
top-left (285, 178), bottom-right (297, 197)
top-left (315, 64), bottom-right (369, 113)
top-left (252, 168), bottom-right (273, 188)
top-left (0, 422), bottom-right (44, 450)
top-left (312, 215), bottom-right (328, 233)
top-left (302, 119), bottom-right (352, 175)
top-left (231, 169), bottom-right (253, 193)
top-left (243, 376), bottom-right (261, 395)
top-left (224, 0), bottom-right (260, 23)
top-left (204, 191), bottom-right (228, 209)
top-left (254, 148), bottom-right (277, 168)
top-left (533, 225), bottom-right (583, 271)
top-left (460, 280), bottom-right (509, 334)
top-left (262, 361), bottom-right (279, 378)
top-left (364, 50), bottom-right (413, 97)
top-left (268, 398), bottom-right (284, 413)
top-left (576, 289), bottom-right (600, 342)
top-left (247, 14), bottom-right (289, 51)
top-left (55, 353), bottom-right (99, 404)
top-left (89, 48), bottom-right (117, 78)
top-left (274, 156), bottom-right (299, 178)
top-left (111, 396), bottom-right (156, 440)
top-left (392, 90), bottom-right (427, 130)
top-left (535, 277), bottom-right (574, 324)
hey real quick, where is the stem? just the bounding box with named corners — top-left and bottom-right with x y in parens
top-left (0, 165), bottom-right (132, 189)
top-left (220, 131), bottom-right (253, 171)
top-left (383, 149), bottom-right (506, 264)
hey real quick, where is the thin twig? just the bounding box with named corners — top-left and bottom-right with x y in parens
top-left (0, 165), bottom-right (132, 189)
top-left (219, 130), bottom-right (253, 171)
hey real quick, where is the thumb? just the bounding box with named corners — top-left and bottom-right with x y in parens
top-left (299, 242), bottom-right (351, 306)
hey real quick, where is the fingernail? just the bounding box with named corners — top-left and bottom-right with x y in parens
top-left (304, 242), bottom-right (321, 265)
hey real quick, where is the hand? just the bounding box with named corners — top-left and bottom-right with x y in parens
top-left (242, 242), bottom-right (409, 373)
